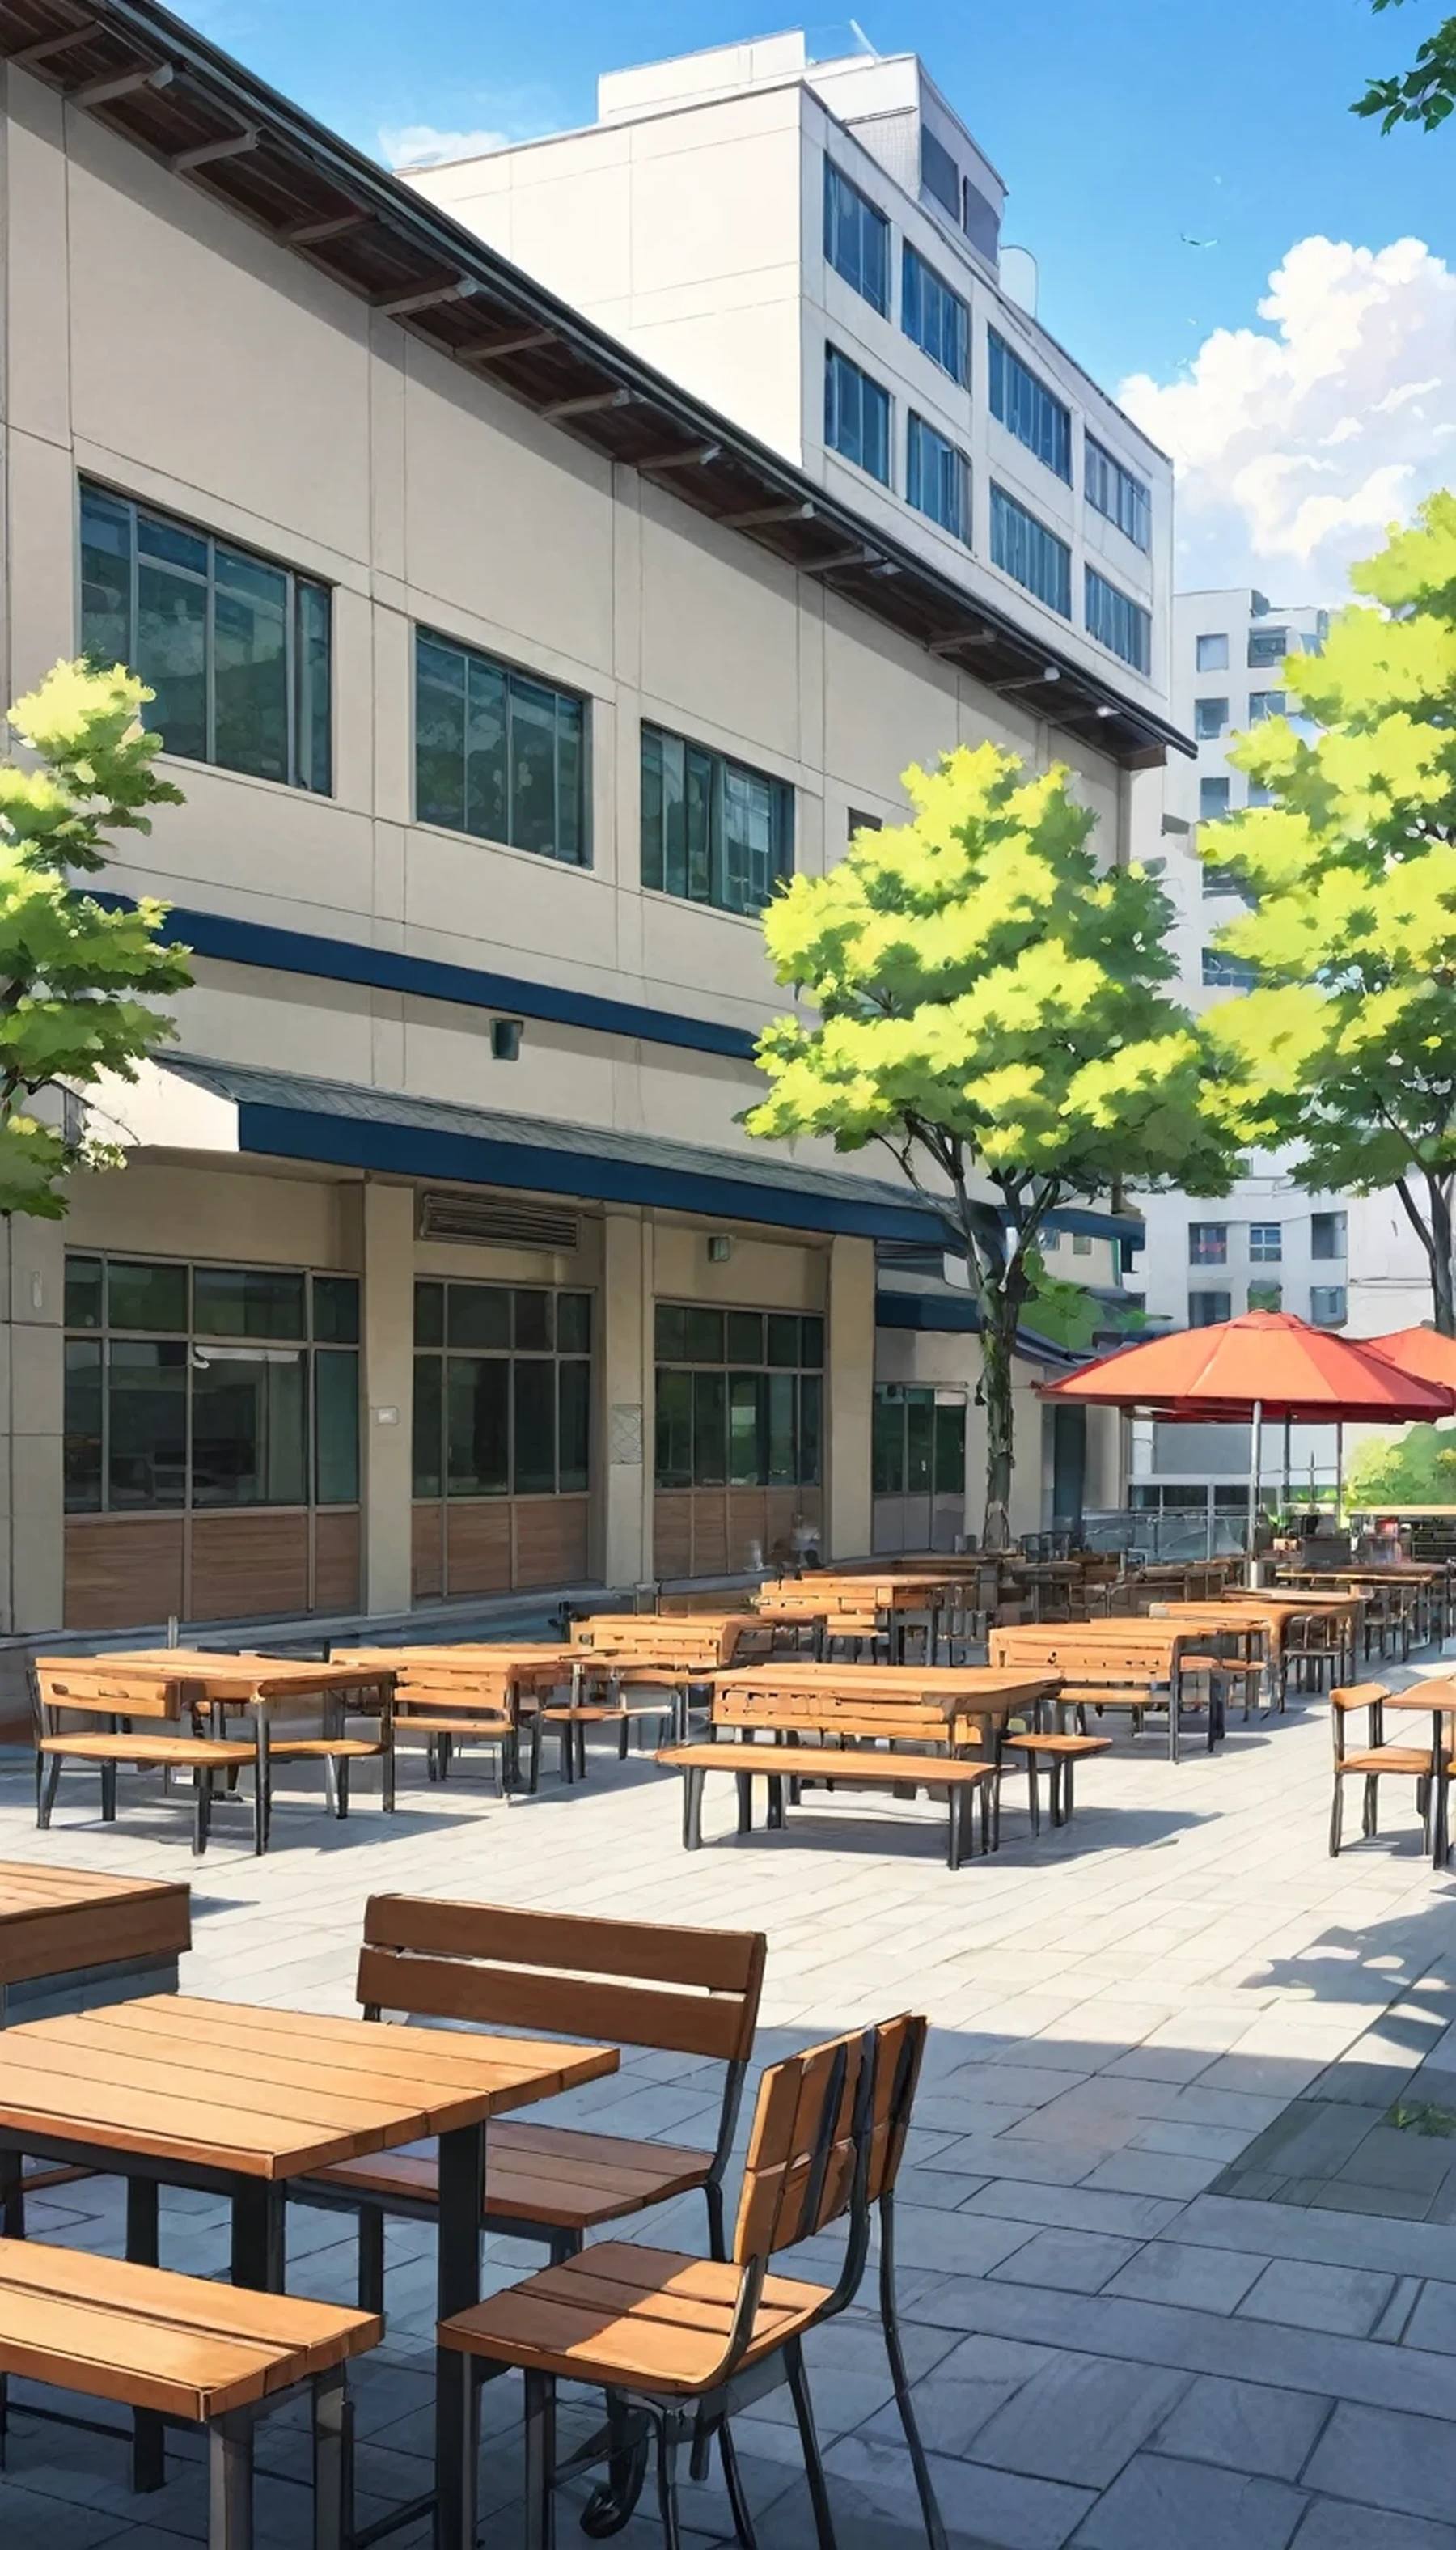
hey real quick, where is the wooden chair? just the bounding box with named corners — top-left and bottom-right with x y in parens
top-left (32, 1666), bottom-right (260, 1856)
top-left (437, 2011), bottom-right (946, 2550)
top-left (294, 1897), bottom-right (766, 2310)
top-left (1000, 1725), bottom-right (1112, 1831)
top-left (387, 1658), bottom-right (536, 1796)
top-left (0, 2237), bottom-right (378, 2549)
top-left (1329, 1681), bottom-right (1445, 1856)
top-left (1283, 1608), bottom-right (1349, 1696)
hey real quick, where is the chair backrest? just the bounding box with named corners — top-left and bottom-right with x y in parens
top-left (732, 2012), bottom-right (926, 2264)
top-left (357, 1896), bottom-right (765, 2061)
top-left (32, 1663), bottom-right (180, 1724)
top-left (391, 1662), bottom-right (514, 1725)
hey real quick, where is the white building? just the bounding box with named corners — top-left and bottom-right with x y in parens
top-left (405, 31), bottom-right (1175, 763)
top-left (0, 3), bottom-right (1167, 1663)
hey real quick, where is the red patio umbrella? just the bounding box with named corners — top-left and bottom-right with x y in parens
top-left (1367, 1326), bottom-right (1456, 1391)
top-left (1040, 1311), bottom-right (1455, 1581)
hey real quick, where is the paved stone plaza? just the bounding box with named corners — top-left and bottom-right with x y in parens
top-left (3, 1670), bottom-right (1456, 2550)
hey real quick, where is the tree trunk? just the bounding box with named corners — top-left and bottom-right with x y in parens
top-left (1429, 1175), bottom-right (1455, 1336)
top-left (980, 1298), bottom-right (1018, 1552)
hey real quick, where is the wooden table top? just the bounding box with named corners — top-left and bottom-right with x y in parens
top-left (1220, 1591), bottom-right (1366, 1613)
top-left (75, 1652), bottom-right (396, 1700)
top-left (1377, 1680), bottom-right (1456, 1713)
top-left (1276, 1566), bottom-right (1440, 1585)
top-left (332, 1645), bottom-right (575, 1674)
top-left (0, 1865), bottom-right (191, 1989)
top-left (991, 1620), bottom-right (1187, 1651)
top-left (0, 1995), bottom-right (617, 2180)
top-left (710, 1661), bottom-right (1056, 1704)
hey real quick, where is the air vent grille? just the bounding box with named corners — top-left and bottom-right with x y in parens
top-left (417, 1189), bottom-right (581, 1252)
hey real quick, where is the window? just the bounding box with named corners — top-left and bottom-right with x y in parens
top-left (1200, 776), bottom-right (1230, 823)
top-left (1085, 568), bottom-right (1151, 674)
top-left (62, 1256), bottom-right (358, 1515)
top-left (1248, 690), bottom-right (1285, 722)
top-left (1189, 1291), bottom-right (1232, 1327)
top-left (415, 631), bottom-right (587, 865)
top-left (1196, 633), bottom-right (1229, 673)
top-left (1311, 1211), bottom-right (1347, 1261)
top-left (1249, 1223), bottom-right (1282, 1263)
top-left (988, 331), bottom-right (1072, 481)
top-left (1248, 626), bottom-right (1288, 667)
top-left (906, 414), bottom-right (970, 542)
top-left (1084, 438), bottom-right (1151, 550)
top-left (901, 245), bottom-right (968, 384)
top-left (1189, 1223), bottom-right (1228, 1265)
top-left (1195, 699), bottom-right (1228, 740)
top-left (654, 1304), bottom-right (823, 1490)
top-left (1247, 1281), bottom-right (1282, 1312)
top-left (849, 807), bottom-right (882, 839)
top-left (1310, 1285), bottom-right (1348, 1327)
top-left (824, 347), bottom-right (891, 485)
top-left (823, 160), bottom-right (889, 315)
top-left (641, 726), bottom-right (794, 917)
top-left (920, 124), bottom-right (960, 221)
top-left (1246, 782), bottom-right (1273, 808)
top-left (412, 1281), bottom-right (592, 1501)
top-left (1202, 863), bottom-right (1251, 901)
top-left (872, 1386), bottom-right (964, 1498)
top-left (1072, 1232), bottom-right (1093, 1257)
top-left (80, 483), bottom-right (331, 793)
top-left (990, 485), bottom-right (1071, 617)
top-left (1203, 947), bottom-right (1258, 989)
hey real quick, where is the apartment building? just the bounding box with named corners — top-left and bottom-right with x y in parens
top-left (0, 9), bottom-right (1166, 1636)
top-left (406, 31), bottom-right (1175, 768)
top-left (1132, 587), bottom-right (1348, 1528)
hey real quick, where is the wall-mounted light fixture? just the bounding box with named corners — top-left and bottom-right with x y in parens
top-left (707, 1234), bottom-right (734, 1264)
top-left (491, 1018), bottom-right (523, 1061)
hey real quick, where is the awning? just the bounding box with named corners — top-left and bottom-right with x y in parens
top-left (105, 1054), bottom-right (954, 1245)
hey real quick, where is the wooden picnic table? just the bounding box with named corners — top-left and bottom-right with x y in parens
top-left (0, 1865), bottom-right (189, 2029)
top-left (1154, 1595), bottom-right (1361, 1696)
top-left (0, 1993), bottom-right (616, 2542)
top-left (754, 1573), bottom-right (966, 1663)
top-left (704, 1658), bottom-right (1056, 1745)
top-left (988, 1619), bottom-right (1229, 1760)
top-left (1276, 1565), bottom-right (1446, 1647)
top-left (97, 1650), bottom-right (396, 1710)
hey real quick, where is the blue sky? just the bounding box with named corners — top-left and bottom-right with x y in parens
top-left (181, 0), bottom-right (1454, 594)
top-left (184, 0), bottom-right (1446, 388)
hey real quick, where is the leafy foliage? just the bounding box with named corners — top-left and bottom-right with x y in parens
top-left (746, 743), bottom-right (1234, 1539)
top-left (1353, 1), bottom-right (1456, 131)
top-left (1348, 1421), bottom-right (1456, 1505)
top-left (1200, 493), bottom-right (1456, 1328)
top-left (0, 661), bottom-right (192, 1218)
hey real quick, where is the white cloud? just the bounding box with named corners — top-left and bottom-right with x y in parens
top-left (1120, 236), bottom-right (1456, 598)
top-left (379, 123), bottom-right (514, 169)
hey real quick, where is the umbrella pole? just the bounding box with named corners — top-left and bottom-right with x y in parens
top-left (1283, 1415), bottom-right (1292, 1515)
top-left (1246, 1398), bottom-right (1264, 1588)
top-left (1336, 1421), bottom-right (1344, 1533)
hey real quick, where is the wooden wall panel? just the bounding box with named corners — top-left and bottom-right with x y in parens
top-left (692, 1493), bottom-right (729, 1578)
top-left (444, 1500), bottom-right (511, 1597)
top-left (653, 1495), bottom-right (692, 1581)
top-left (314, 1510), bottom-right (362, 1613)
top-left (64, 1516), bottom-right (184, 1630)
top-left (190, 1510), bottom-right (309, 1622)
top-left (514, 1495), bottom-right (590, 1588)
top-left (412, 1502), bottom-right (444, 1603)
top-left (726, 1489), bottom-right (768, 1573)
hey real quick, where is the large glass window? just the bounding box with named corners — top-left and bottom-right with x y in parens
top-left (1203, 947), bottom-right (1258, 989)
top-left (1200, 776), bottom-right (1231, 822)
top-left (989, 485), bottom-right (1070, 617)
top-left (415, 630), bottom-right (588, 866)
top-left (1189, 1291), bottom-right (1232, 1327)
top-left (1189, 1224), bottom-right (1228, 1265)
top-left (988, 331), bottom-right (1072, 481)
top-left (654, 1304), bottom-right (823, 1489)
top-left (824, 347), bottom-right (891, 485)
top-left (906, 416), bottom-right (970, 544)
top-left (1247, 690), bottom-right (1285, 722)
top-left (413, 1281), bottom-right (592, 1500)
top-left (80, 483), bottom-right (331, 793)
top-left (823, 160), bottom-right (889, 314)
top-left (1248, 1223), bottom-right (1282, 1264)
top-left (1310, 1285), bottom-right (1348, 1328)
top-left (1195, 699), bottom-right (1228, 739)
top-left (1248, 625), bottom-right (1288, 668)
top-left (641, 725), bottom-right (793, 917)
top-left (901, 245), bottom-right (968, 384)
top-left (1196, 633), bottom-right (1229, 674)
top-left (1085, 568), bottom-right (1151, 675)
top-left (872, 1387), bottom-right (965, 1497)
top-left (1311, 1212), bottom-right (1347, 1261)
top-left (1084, 437), bottom-right (1151, 550)
top-left (920, 124), bottom-right (961, 220)
top-left (62, 1257), bottom-right (358, 1514)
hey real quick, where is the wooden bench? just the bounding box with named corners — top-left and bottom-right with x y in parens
top-left (659, 1740), bottom-right (996, 1869)
top-left (32, 1667), bottom-right (260, 1855)
top-left (988, 1629), bottom-right (1221, 1760)
top-left (556, 1616), bottom-right (777, 1773)
top-left (0, 2237), bottom-right (378, 2548)
top-left (295, 1896), bottom-right (765, 2302)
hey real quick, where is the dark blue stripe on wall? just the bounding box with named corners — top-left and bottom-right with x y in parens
top-left (239, 1103), bottom-right (942, 1244)
top-left (95, 896), bottom-right (760, 1062)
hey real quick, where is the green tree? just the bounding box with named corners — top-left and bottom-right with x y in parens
top-left (745, 744), bottom-right (1235, 1547)
top-left (1348, 1421), bottom-right (1456, 1504)
top-left (1353, 1), bottom-right (1456, 131)
top-left (1201, 493), bottom-right (1456, 1332)
top-left (0, 659), bottom-right (192, 1217)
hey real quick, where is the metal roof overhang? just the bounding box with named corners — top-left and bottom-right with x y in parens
top-left (144, 1054), bottom-right (952, 1244)
top-left (0, 0), bottom-right (1192, 773)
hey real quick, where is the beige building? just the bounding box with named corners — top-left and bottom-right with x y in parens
top-left (0, 6), bottom-right (1165, 1637)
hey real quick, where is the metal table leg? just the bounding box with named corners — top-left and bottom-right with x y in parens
top-left (231, 2181), bottom-right (286, 2292)
top-left (435, 2120), bottom-right (486, 2549)
top-left (126, 2175), bottom-right (166, 2491)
